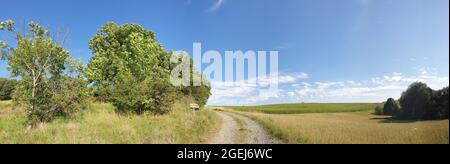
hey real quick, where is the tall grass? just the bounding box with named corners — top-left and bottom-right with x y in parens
top-left (244, 111), bottom-right (449, 144)
top-left (0, 101), bottom-right (219, 144)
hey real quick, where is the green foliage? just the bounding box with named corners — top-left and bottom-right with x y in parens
top-left (0, 78), bottom-right (17, 100)
top-left (395, 82), bottom-right (449, 120)
top-left (0, 20), bottom-right (88, 125)
top-left (435, 87), bottom-right (449, 119)
top-left (179, 71), bottom-right (211, 107)
top-left (427, 87), bottom-right (449, 119)
top-left (111, 73), bottom-right (176, 115)
top-left (398, 82), bottom-right (433, 119)
top-left (86, 22), bottom-right (174, 114)
top-left (374, 105), bottom-right (383, 115)
top-left (383, 98), bottom-right (400, 115)
top-left (170, 52), bottom-right (211, 107)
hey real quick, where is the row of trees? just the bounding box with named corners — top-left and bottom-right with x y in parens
top-left (1, 20), bottom-right (211, 126)
top-left (376, 82), bottom-right (449, 120)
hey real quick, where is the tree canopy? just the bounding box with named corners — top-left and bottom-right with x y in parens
top-left (86, 22), bottom-right (175, 114)
top-left (0, 20), bottom-right (88, 125)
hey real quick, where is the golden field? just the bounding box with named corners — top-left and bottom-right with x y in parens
top-left (243, 111), bottom-right (449, 144)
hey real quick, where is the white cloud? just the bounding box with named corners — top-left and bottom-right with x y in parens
top-left (287, 92), bottom-right (295, 97)
top-left (207, 0), bottom-right (224, 12)
top-left (208, 72), bottom-right (308, 105)
top-left (383, 72), bottom-right (403, 82)
top-left (208, 68), bottom-right (449, 105)
top-left (291, 70), bottom-right (448, 103)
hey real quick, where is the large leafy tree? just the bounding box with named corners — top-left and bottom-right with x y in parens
top-left (0, 20), bottom-right (88, 125)
top-left (86, 22), bottom-right (173, 114)
top-left (398, 82), bottom-right (433, 120)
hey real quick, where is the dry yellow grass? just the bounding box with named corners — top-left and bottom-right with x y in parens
top-left (244, 111), bottom-right (449, 144)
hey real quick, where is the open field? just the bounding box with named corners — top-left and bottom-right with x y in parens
top-left (225, 103), bottom-right (381, 114)
top-left (242, 111), bottom-right (449, 144)
top-left (0, 101), bottom-right (219, 144)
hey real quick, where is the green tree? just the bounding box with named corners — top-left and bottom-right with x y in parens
top-left (438, 87), bottom-right (449, 119)
top-left (0, 78), bottom-right (17, 100)
top-left (383, 98), bottom-right (399, 115)
top-left (398, 82), bottom-right (433, 120)
top-left (170, 51), bottom-right (211, 107)
top-left (0, 20), bottom-right (88, 125)
top-left (86, 22), bottom-right (173, 114)
top-left (429, 87), bottom-right (449, 119)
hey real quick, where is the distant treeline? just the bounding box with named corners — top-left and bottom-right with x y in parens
top-left (376, 82), bottom-right (449, 120)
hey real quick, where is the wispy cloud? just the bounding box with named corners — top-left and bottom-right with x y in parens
top-left (208, 69), bottom-right (449, 105)
top-left (290, 70), bottom-right (449, 103)
top-left (208, 72), bottom-right (308, 106)
top-left (206, 0), bottom-right (225, 12)
top-left (359, 0), bottom-right (371, 6)
top-left (275, 42), bottom-right (297, 50)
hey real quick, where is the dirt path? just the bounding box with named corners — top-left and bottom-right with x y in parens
top-left (209, 111), bottom-right (278, 144)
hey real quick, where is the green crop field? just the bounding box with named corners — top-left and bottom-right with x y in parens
top-left (226, 103), bottom-right (381, 114)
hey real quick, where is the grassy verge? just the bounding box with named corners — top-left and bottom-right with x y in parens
top-left (0, 101), bottom-right (219, 144)
top-left (225, 103), bottom-right (380, 114)
top-left (242, 111), bottom-right (449, 144)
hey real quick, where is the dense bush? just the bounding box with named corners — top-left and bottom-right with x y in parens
top-left (374, 105), bottom-right (383, 115)
top-left (0, 20), bottom-right (88, 125)
top-left (0, 78), bottom-right (17, 100)
top-left (383, 98), bottom-right (400, 115)
top-left (111, 73), bottom-right (176, 115)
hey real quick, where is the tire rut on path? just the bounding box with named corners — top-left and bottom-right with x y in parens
top-left (208, 111), bottom-right (278, 144)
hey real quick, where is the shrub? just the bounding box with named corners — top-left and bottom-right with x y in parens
top-left (111, 74), bottom-right (175, 115)
top-left (0, 78), bottom-right (17, 100)
top-left (374, 106), bottom-right (383, 115)
top-left (383, 98), bottom-right (399, 115)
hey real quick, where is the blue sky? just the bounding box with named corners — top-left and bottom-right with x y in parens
top-left (1, 0), bottom-right (449, 105)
